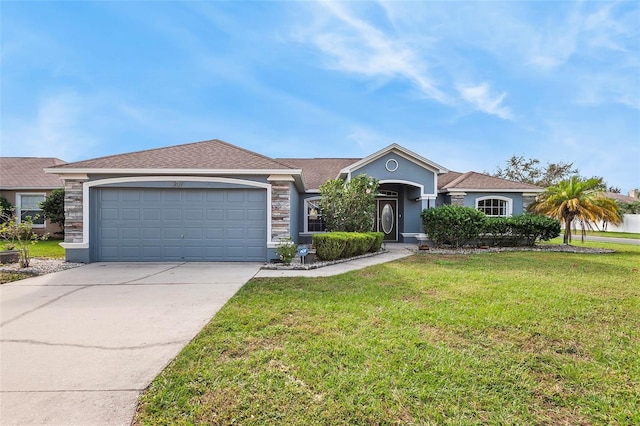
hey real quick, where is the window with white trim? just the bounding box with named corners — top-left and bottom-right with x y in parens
top-left (476, 196), bottom-right (512, 217)
top-left (305, 197), bottom-right (326, 233)
top-left (17, 193), bottom-right (46, 227)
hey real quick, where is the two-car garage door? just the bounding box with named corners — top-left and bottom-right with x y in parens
top-left (95, 188), bottom-right (267, 261)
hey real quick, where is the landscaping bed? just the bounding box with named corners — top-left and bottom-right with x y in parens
top-left (0, 258), bottom-right (83, 284)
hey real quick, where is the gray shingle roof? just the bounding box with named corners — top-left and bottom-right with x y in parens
top-left (50, 139), bottom-right (296, 171)
top-left (278, 158), bottom-right (359, 190)
top-left (44, 139), bottom-right (545, 193)
top-left (0, 157), bottom-right (66, 189)
top-left (605, 192), bottom-right (638, 203)
top-left (439, 171), bottom-right (542, 191)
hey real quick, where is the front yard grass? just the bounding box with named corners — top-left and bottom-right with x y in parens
top-left (24, 238), bottom-right (65, 259)
top-left (135, 243), bottom-right (640, 425)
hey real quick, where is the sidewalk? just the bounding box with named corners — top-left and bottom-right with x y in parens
top-left (255, 243), bottom-right (415, 278)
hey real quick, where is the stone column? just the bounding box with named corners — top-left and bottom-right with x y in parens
top-left (450, 192), bottom-right (466, 207)
top-left (268, 176), bottom-right (293, 242)
top-left (522, 193), bottom-right (538, 212)
top-left (63, 178), bottom-right (87, 244)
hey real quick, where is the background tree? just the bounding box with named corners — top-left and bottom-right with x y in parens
top-left (490, 156), bottom-right (579, 187)
top-left (0, 196), bottom-right (12, 224)
top-left (527, 177), bottom-right (622, 244)
top-left (319, 174), bottom-right (379, 232)
top-left (39, 189), bottom-right (65, 233)
top-left (617, 201), bottom-right (640, 214)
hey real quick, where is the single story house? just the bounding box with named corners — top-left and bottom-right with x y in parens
top-left (46, 140), bottom-right (543, 263)
top-left (0, 157), bottom-right (67, 235)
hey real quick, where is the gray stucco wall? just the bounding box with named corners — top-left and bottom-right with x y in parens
top-left (289, 183), bottom-right (300, 244)
top-left (353, 153), bottom-right (436, 195)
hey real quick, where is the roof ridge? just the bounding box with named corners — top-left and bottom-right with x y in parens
top-left (277, 157), bottom-right (362, 160)
top-left (213, 139), bottom-right (296, 169)
top-left (445, 171), bottom-right (473, 188)
top-left (51, 139), bottom-right (295, 169)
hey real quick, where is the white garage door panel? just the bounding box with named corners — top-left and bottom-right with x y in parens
top-left (96, 188), bottom-right (267, 261)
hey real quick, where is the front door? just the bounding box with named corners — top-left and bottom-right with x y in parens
top-left (376, 199), bottom-right (398, 241)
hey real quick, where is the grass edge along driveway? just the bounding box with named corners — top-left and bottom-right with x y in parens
top-left (136, 241), bottom-right (640, 425)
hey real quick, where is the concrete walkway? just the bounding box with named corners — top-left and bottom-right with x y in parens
top-left (255, 243), bottom-right (415, 278)
top-left (0, 262), bottom-right (261, 426)
top-left (583, 235), bottom-right (640, 245)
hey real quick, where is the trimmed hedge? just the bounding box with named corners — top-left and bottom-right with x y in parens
top-left (421, 206), bottom-right (561, 248)
top-left (313, 232), bottom-right (384, 261)
top-left (482, 214), bottom-right (560, 246)
top-left (369, 232), bottom-right (384, 253)
top-left (420, 205), bottom-right (487, 248)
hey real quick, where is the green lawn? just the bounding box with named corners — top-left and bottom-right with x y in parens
top-left (135, 242), bottom-right (639, 425)
top-left (24, 239), bottom-right (65, 259)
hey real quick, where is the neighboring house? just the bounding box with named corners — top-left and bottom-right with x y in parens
top-left (46, 140), bottom-right (543, 263)
top-left (603, 191), bottom-right (638, 205)
top-left (0, 157), bottom-right (67, 235)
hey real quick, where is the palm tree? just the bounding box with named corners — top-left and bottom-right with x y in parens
top-left (528, 177), bottom-right (622, 244)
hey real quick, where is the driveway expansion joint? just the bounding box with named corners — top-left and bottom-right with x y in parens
top-left (0, 285), bottom-right (91, 327)
top-left (122, 263), bottom-right (186, 284)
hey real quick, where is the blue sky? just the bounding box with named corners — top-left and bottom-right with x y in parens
top-left (2, 1), bottom-right (639, 192)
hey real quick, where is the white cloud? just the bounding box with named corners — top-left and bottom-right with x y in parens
top-left (1, 92), bottom-right (99, 161)
top-left (457, 83), bottom-right (514, 120)
top-left (302, 1), bottom-right (450, 104)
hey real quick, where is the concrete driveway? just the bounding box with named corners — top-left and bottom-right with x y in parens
top-left (0, 262), bottom-right (261, 426)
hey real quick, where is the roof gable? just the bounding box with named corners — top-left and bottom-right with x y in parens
top-left (340, 144), bottom-right (449, 177)
top-left (49, 139), bottom-right (296, 171)
top-left (0, 157), bottom-right (66, 189)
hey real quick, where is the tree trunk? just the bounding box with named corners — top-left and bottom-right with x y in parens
top-left (563, 217), bottom-right (572, 245)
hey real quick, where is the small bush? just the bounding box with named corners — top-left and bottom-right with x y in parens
top-left (368, 232), bottom-right (384, 252)
top-left (275, 238), bottom-right (298, 265)
top-left (510, 214), bottom-right (560, 244)
top-left (337, 232), bottom-right (368, 258)
top-left (481, 214), bottom-right (561, 246)
top-left (313, 232), bottom-right (381, 260)
top-left (313, 234), bottom-right (346, 261)
top-left (421, 205), bottom-right (487, 248)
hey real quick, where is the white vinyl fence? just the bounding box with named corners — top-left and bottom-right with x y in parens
top-left (568, 214), bottom-right (640, 234)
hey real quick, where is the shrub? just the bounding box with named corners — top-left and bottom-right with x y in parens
top-left (313, 234), bottom-right (346, 261)
top-left (319, 174), bottom-right (379, 232)
top-left (481, 214), bottom-right (560, 246)
top-left (421, 205), bottom-right (487, 248)
top-left (337, 232), bottom-right (369, 258)
top-left (0, 209), bottom-right (48, 267)
top-left (511, 214), bottom-right (560, 244)
top-left (275, 238), bottom-right (297, 265)
top-left (40, 189), bottom-right (65, 232)
top-left (368, 232), bottom-right (384, 252)
top-left (0, 196), bottom-right (12, 223)
top-left (313, 232), bottom-right (381, 260)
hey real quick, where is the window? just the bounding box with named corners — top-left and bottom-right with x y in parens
top-left (476, 196), bottom-right (512, 217)
top-left (305, 198), bottom-right (326, 233)
top-left (17, 193), bottom-right (46, 227)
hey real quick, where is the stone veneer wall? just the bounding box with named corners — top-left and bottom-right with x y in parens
top-left (522, 194), bottom-right (537, 211)
top-left (270, 181), bottom-right (291, 242)
top-left (63, 179), bottom-right (86, 244)
top-left (450, 193), bottom-right (465, 207)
